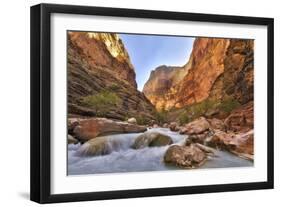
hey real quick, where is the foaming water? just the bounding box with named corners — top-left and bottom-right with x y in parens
top-left (67, 128), bottom-right (253, 175)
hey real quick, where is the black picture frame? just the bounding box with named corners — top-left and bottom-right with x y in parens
top-left (30, 3), bottom-right (274, 204)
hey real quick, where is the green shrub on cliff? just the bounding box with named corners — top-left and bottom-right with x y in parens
top-left (107, 83), bottom-right (120, 91)
top-left (179, 99), bottom-right (218, 124)
top-left (82, 90), bottom-right (121, 116)
top-left (218, 97), bottom-right (241, 113)
top-left (178, 97), bottom-right (241, 124)
top-left (179, 111), bottom-right (191, 125)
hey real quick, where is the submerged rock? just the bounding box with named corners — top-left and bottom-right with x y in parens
top-left (164, 144), bottom-right (207, 168)
top-left (132, 132), bottom-right (173, 149)
top-left (73, 118), bottom-right (147, 141)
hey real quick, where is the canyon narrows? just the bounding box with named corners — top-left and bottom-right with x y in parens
top-left (67, 32), bottom-right (254, 175)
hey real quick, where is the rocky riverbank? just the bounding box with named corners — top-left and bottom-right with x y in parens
top-left (67, 122), bottom-right (253, 175)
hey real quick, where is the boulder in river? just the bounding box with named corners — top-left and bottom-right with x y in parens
top-left (73, 118), bottom-right (147, 141)
top-left (132, 131), bottom-right (173, 149)
top-left (77, 136), bottom-right (118, 156)
top-left (164, 144), bottom-right (207, 168)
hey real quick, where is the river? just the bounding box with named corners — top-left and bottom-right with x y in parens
top-left (67, 128), bottom-right (253, 175)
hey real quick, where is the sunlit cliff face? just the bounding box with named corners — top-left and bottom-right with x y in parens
top-left (143, 38), bottom-right (254, 111)
top-left (87, 32), bottom-right (134, 69)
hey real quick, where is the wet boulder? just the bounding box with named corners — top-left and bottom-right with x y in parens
top-left (77, 136), bottom-right (119, 156)
top-left (132, 131), bottom-right (173, 149)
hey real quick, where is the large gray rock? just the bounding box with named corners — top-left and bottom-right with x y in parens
top-left (132, 131), bottom-right (173, 149)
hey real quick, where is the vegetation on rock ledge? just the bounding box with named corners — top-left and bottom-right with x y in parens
top-left (81, 90), bottom-right (121, 116)
top-left (178, 97), bottom-right (241, 125)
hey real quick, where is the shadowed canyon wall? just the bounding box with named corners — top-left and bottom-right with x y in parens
top-left (67, 32), bottom-right (156, 120)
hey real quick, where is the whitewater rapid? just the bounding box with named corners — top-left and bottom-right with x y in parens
top-left (67, 128), bottom-right (253, 175)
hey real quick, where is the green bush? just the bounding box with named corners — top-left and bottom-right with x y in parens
top-left (179, 111), bottom-right (191, 125)
top-left (178, 97), bottom-right (241, 125)
top-left (81, 90), bottom-right (121, 116)
top-left (107, 83), bottom-right (120, 91)
top-left (155, 110), bottom-right (168, 125)
top-left (178, 99), bottom-right (218, 124)
top-left (135, 115), bottom-right (150, 125)
top-left (218, 97), bottom-right (241, 113)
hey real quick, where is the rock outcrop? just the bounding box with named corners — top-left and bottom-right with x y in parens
top-left (205, 129), bottom-right (254, 161)
top-left (143, 38), bottom-right (254, 110)
top-left (224, 101), bottom-right (253, 133)
top-left (67, 32), bottom-right (156, 120)
top-left (72, 118), bottom-right (147, 141)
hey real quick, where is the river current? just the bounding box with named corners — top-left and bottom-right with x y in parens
top-left (68, 128), bottom-right (253, 175)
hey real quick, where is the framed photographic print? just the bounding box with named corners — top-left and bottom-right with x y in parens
top-left (30, 3), bottom-right (274, 203)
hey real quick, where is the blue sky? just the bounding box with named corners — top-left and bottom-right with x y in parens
top-left (119, 34), bottom-right (195, 91)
